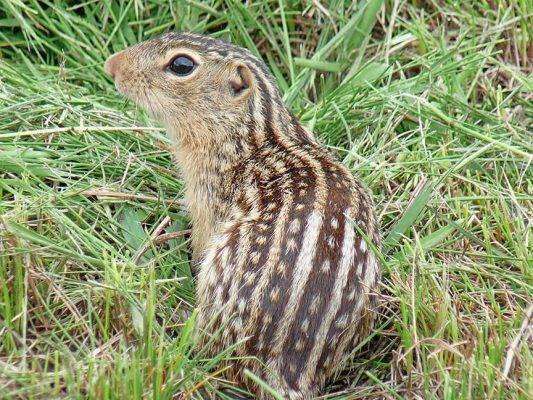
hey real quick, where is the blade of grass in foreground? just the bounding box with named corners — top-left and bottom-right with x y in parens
top-left (243, 369), bottom-right (284, 400)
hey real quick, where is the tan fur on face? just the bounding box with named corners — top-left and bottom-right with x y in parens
top-left (106, 38), bottom-right (253, 140)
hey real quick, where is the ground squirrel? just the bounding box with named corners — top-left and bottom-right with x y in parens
top-left (105, 32), bottom-right (380, 399)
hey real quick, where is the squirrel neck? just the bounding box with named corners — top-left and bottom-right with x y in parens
top-left (168, 109), bottom-right (312, 189)
top-left (166, 93), bottom-right (313, 197)
top-left (164, 91), bottom-right (315, 259)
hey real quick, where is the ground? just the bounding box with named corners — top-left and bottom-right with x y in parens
top-left (0, 1), bottom-right (531, 399)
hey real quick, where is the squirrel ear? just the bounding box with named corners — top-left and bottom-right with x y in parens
top-left (229, 63), bottom-right (253, 97)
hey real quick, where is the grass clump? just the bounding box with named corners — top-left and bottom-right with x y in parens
top-left (0, 1), bottom-right (531, 399)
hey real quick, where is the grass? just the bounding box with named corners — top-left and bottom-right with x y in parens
top-left (0, 0), bottom-right (531, 398)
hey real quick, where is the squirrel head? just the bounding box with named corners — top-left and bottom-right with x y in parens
top-left (105, 32), bottom-right (282, 146)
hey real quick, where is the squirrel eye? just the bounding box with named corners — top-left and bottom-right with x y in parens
top-left (168, 55), bottom-right (196, 76)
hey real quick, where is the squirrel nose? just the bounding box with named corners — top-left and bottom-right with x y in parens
top-left (104, 51), bottom-right (125, 80)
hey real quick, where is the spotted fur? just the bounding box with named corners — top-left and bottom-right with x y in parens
top-left (105, 32), bottom-right (380, 399)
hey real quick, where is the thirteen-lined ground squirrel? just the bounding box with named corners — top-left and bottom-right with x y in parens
top-left (105, 32), bottom-right (380, 399)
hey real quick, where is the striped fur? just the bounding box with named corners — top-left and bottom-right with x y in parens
top-left (105, 32), bottom-right (381, 399)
